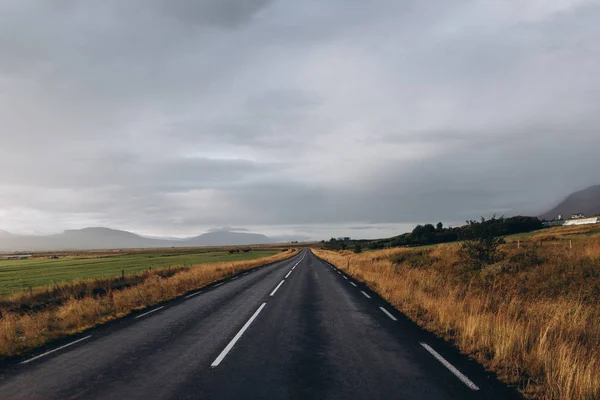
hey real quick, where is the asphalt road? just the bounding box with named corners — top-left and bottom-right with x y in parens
top-left (0, 249), bottom-right (521, 399)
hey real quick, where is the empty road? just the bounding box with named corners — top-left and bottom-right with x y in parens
top-left (0, 249), bottom-right (520, 399)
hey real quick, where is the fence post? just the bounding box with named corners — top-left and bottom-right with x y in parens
top-left (570, 239), bottom-right (572, 249)
top-left (517, 239), bottom-right (520, 249)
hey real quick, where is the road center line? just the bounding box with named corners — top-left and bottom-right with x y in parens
top-left (270, 280), bottom-right (285, 297)
top-left (379, 307), bottom-right (397, 321)
top-left (211, 303), bottom-right (267, 368)
top-left (21, 335), bottom-right (92, 365)
top-left (285, 270), bottom-right (292, 279)
top-left (360, 291), bottom-right (371, 299)
top-left (420, 342), bottom-right (480, 391)
top-left (185, 291), bottom-right (203, 299)
top-left (350, 282), bottom-right (357, 287)
top-left (135, 306), bottom-right (165, 319)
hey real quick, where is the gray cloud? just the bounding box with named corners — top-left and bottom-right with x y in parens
top-left (151, 0), bottom-right (273, 26)
top-left (0, 0), bottom-right (599, 239)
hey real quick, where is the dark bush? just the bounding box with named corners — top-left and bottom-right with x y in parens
top-left (459, 217), bottom-right (503, 270)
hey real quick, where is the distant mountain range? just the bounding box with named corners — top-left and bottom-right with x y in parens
top-left (540, 185), bottom-right (600, 220)
top-left (0, 227), bottom-right (274, 252)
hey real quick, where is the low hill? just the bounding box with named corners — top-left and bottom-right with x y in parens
top-left (0, 227), bottom-right (273, 252)
top-left (184, 230), bottom-right (271, 246)
top-left (540, 185), bottom-right (600, 220)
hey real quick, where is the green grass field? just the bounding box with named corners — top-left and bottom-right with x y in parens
top-left (0, 250), bottom-right (278, 297)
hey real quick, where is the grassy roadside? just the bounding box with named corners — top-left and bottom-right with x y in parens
top-left (0, 250), bottom-right (279, 297)
top-left (312, 237), bottom-right (600, 399)
top-left (0, 249), bottom-right (298, 359)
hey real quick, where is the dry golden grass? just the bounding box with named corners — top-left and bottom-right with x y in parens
top-left (506, 224), bottom-right (600, 242)
top-left (0, 249), bottom-right (298, 359)
top-left (314, 233), bottom-right (600, 400)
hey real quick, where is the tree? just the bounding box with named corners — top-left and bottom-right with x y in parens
top-left (411, 224), bottom-right (437, 244)
top-left (353, 244), bottom-right (362, 253)
top-left (436, 222), bottom-right (444, 232)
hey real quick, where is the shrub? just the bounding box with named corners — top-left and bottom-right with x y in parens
top-left (508, 243), bottom-right (544, 270)
top-left (459, 217), bottom-right (503, 269)
top-left (389, 250), bottom-right (432, 269)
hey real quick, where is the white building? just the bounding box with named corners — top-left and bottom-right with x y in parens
top-left (564, 217), bottom-right (600, 226)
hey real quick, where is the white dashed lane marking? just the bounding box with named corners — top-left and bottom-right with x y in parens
top-left (135, 306), bottom-right (165, 319)
top-left (270, 280), bottom-right (285, 297)
top-left (20, 336), bottom-right (92, 365)
top-left (379, 307), bottom-right (397, 321)
top-left (211, 303), bottom-right (267, 368)
top-left (420, 342), bottom-right (480, 391)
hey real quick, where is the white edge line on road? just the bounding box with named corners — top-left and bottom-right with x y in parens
top-left (270, 280), bottom-right (285, 297)
top-left (231, 276), bottom-right (238, 280)
top-left (21, 335), bottom-right (92, 365)
top-left (214, 282), bottom-right (223, 288)
top-left (185, 290), bottom-right (203, 299)
top-left (211, 303), bottom-right (267, 368)
top-left (337, 271), bottom-right (341, 275)
top-left (420, 342), bottom-right (480, 391)
top-left (379, 307), bottom-right (397, 321)
top-left (343, 276), bottom-right (348, 280)
top-left (135, 306), bottom-right (165, 319)
top-left (285, 270), bottom-right (292, 279)
top-left (242, 272), bottom-right (249, 276)
top-left (360, 291), bottom-right (371, 299)
top-left (350, 282), bottom-right (357, 287)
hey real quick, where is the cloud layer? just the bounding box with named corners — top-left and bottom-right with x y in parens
top-left (1, 0), bottom-right (599, 238)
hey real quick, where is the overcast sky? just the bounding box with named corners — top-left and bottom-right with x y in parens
top-left (1, 0), bottom-right (599, 239)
